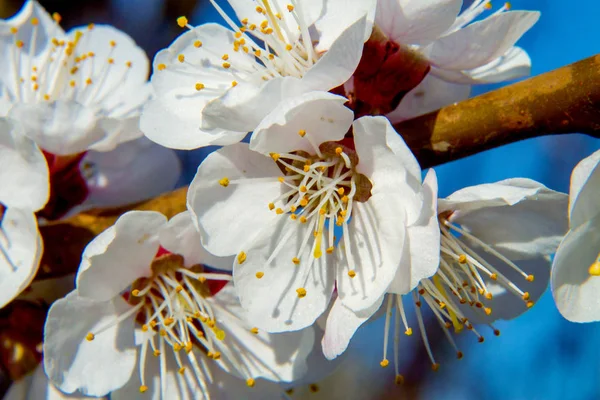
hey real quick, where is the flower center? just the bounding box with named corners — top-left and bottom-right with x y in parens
top-left (378, 213), bottom-right (536, 384)
top-left (4, 16), bottom-right (134, 110)
top-left (84, 250), bottom-right (261, 395)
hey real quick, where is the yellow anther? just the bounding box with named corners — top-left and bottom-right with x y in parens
top-left (85, 332), bottom-right (95, 341)
top-left (250, 327), bottom-right (259, 334)
top-left (292, 257), bottom-right (300, 265)
top-left (458, 254), bottom-right (467, 264)
top-left (484, 2), bottom-right (493, 9)
top-left (278, 177), bottom-right (285, 183)
top-left (44, 94), bottom-right (50, 101)
top-left (126, 61), bottom-right (132, 68)
top-left (335, 147), bottom-right (343, 155)
top-left (31, 17), bottom-right (39, 26)
top-left (199, 276), bottom-right (207, 283)
top-left (285, 44), bottom-right (293, 51)
top-left (309, 384), bottom-right (319, 393)
top-left (175, 285), bottom-right (183, 293)
top-left (484, 307), bottom-right (492, 316)
top-left (287, 4), bottom-right (294, 11)
top-left (222, 62), bottom-right (231, 69)
top-left (153, 350), bottom-right (161, 357)
top-left (110, 40), bottom-right (116, 47)
top-left (348, 270), bottom-right (356, 278)
top-left (299, 198), bottom-right (308, 207)
top-left (218, 177), bottom-right (229, 187)
top-left (150, 321), bottom-right (157, 328)
top-left (326, 246), bottom-right (334, 254)
top-left (299, 216), bottom-right (307, 224)
top-left (87, 23), bottom-right (94, 30)
top-left (178, 367), bottom-right (186, 374)
top-left (107, 58), bottom-right (115, 64)
top-left (246, 378), bottom-right (256, 388)
top-left (405, 328), bottom-right (413, 337)
top-left (380, 359), bottom-right (389, 368)
top-left (297, 129), bottom-right (307, 137)
top-left (290, 205), bottom-right (297, 212)
top-left (296, 288), bottom-right (307, 298)
top-left (336, 187), bottom-right (345, 196)
top-left (177, 16), bottom-right (188, 28)
top-left (222, 53), bottom-right (229, 61)
top-left (432, 363), bottom-right (440, 371)
top-left (290, 214), bottom-right (297, 220)
top-left (139, 385), bottom-right (148, 393)
top-left (299, 186), bottom-right (308, 193)
top-left (254, 49), bottom-right (262, 57)
top-left (249, 23), bottom-right (257, 30)
top-left (195, 82), bottom-right (205, 91)
top-left (52, 12), bottom-right (62, 22)
top-left (505, 2), bottom-right (512, 9)
top-left (270, 153), bottom-right (280, 162)
top-left (341, 195), bottom-right (349, 203)
top-left (255, 271), bottom-right (264, 279)
top-left (522, 292), bottom-right (530, 301)
top-left (339, 210), bottom-right (347, 217)
top-left (212, 352), bottom-right (221, 360)
top-left (268, 203), bottom-right (275, 210)
top-left (260, 20), bottom-right (269, 29)
top-left (16, 40), bottom-right (24, 49)
top-left (526, 274), bottom-right (535, 282)
top-left (164, 317), bottom-right (175, 325)
top-left (132, 289), bottom-right (140, 296)
top-left (173, 343), bottom-right (182, 351)
top-left (268, 54), bottom-right (274, 60)
top-left (85, 78), bottom-right (93, 85)
top-left (276, 208), bottom-right (284, 215)
top-left (526, 301), bottom-right (534, 308)
top-left (10, 27), bottom-right (17, 34)
top-left (490, 273), bottom-right (498, 281)
top-left (185, 341), bottom-right (193, 352)
top-left (485, 292), bottom-right (493, 300)
top-left (177, 54), bottom-right (185, 63)
top-left (395, 375), bottom-right (405, 385)
top-left (237, 251), bottom-right (247, 264)
top-left (319, 208), bottom-right (326, 215)
top-left (194, 40), bottom-right (202, 48)
top-left (231, 80), bottom-right (238, 87)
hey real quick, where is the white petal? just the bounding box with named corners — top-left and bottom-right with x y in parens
top-left (76, 211), bottom-right (166, 301)
top-left (43, 292), bottom-right (137, 396)
top-left (314, 0), bottom-right (375, 51)
top-left (336, 193), bottom-right (405, 311)
top-left (303, 16), bottom-right (367, 90)
top-left (67, 25), bottom-right (149, 117)
top-left (426, 11), bottom-right (540, 71)
top-left (431, 46), bottom-right (531, 84)
top-left (249, 91), bottom-right (353, 155)
top-left (440, 179), bottom-right (568, 258)
top-left (386, 73), bottom-right (471, 122)
top-left (321, 295), bottom-right (382, 360)
top-left (0, 207), bottom-right (42, 308)
top-left (233, 218), bottom-right (335, 332)
top-left (388, 169), bottom-right (440, 294)
top-left (0, 118), bottom-right (49, 210)
top-left (9, 101), bottom-right (105, 155)
top-left (211, 284), bottom-right (315, 381)
top-left (82, 137), bottom-right (181, 208)
top-left (159, 211), bottom-right (234, 271)
top-left (375, 0), bottom-right (462, 45)
top-left (552, 216), bottom-right (600, 323)
top-left (187, 143), bottom-right (282, 256)
top-left (90, 116), bottom-right (146, 153)
top-left (141, 24), bottom-right (252, 149)
top-left (569, 149), bottom-right (600, 229)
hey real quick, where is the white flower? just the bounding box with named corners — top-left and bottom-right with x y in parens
top-left (323, 178), bottom-right (567, 382)
top-left (0, 0), bottom-right (151, 154)
top-left (188, 107), bottom-right (437, 332)
top-left (140, 0), bottom-right (376, 150)
top-left (366, 0), bottom-right (540, 121)
top-left (552, 150), bottom-right (600, 322)
top-left (0, 117), bottom-right (47, 308)
top-left (43, 210), bottom-right (314, 398)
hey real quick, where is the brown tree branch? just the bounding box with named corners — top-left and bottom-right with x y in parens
top-left (38, 55), bottom-right (600, 279)
top-left (396, 54), bottom-right (600, 168)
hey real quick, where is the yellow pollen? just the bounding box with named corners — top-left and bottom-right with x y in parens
top-left (250, 327), bottom-right (259, 334)
top-left (185, 341), bottom-right (193, 352)
top-left (177, 16), bottom-right (188, 28)
top-left (194, 40), bottom-right (202, 48)
top-left (231, 80), bottom-right (238, 87)
top-left (432, 363), bottom-right (440, 371)
top-left (299, 198), bottom-right (308, 207)
top-left (335, 147), bottom-right (343, 155)
top-left (218, 177), bottom-right (230, 187)
top-left (139, 385), bottom-right (148, 393)
top-left (458, 254), bottom-right (467, 264)
top-left (276, 208), bottom-right (284, 215)
top-left (69, 80), bottom-right (76, 88)
top-left (296, 288), bottom-right (307, 298)
top-left (380, 359), bottom-right (389, 368)
top-left (10, 27), bottom-right (17, 34)
top-left (341, 195), bottom-right (349, 203)
top-left (268, 54), bottom-right (274, 60)
top-left (255, 271), bottom-right (264, 279)
top-left (31, 17), bottom-right (39, 26)
top-left (292, 257), bottom-right (300, 265)
top-left (241, 18), bottom-right (248, 25)
top-left (178, 54), bottom-right (185, 63)
top-left (153, 350), bottom-right (160, 357)
top-left (526, 274), bottom-right (535, 282)
top-left (150, 321), bottom-right (157, 328)
top-left (526, 301), bottom-right (534, 308)
top-left (290, 214), bottom-right (297, 220)
top-left (85, 333), bottom-right (95, 341)
top-left (175, 285), bottom-right (183, 293)
top-left (326, 246), bottom-right (334, 254)
top-left (485, 292), bottom-right (493, 300)
top-left (405, 328), bottom-right (413, 337)
top-left (212, 352), bottom-right (221, 360)
top-left (86, 78), bottom-right (92, 85)
top-left (195, 82), bottom-right (205, 91)
top-left (285, 44), bottom-right (293, 51)
top-left (348, 270), bottom-right (356, 278)
top-left (278, 177), bottom-right (285, 183)
top-left (298, 129), bottom-right (306, 137)
top-left (43, 94), bottom-right (50, 101)
top-left (490, 273), bottom-right (498, 280)
top-left (260, 20), bottom-right (269, 29)
top-left (173, 343), bottom-right (182, 351)
top-left (249, 23), bottom-right (257, 30)
top-left (246, 378), bottom-right (256, 388)
top-left (222, 54), bottom-right (229, 61)
top-left (254, 49), bottom-right (262, 57)
top-left (300, 186), bottom-right (307, 193)
top-left (505, 2), bottom-right (512, 9)
top-left (178, 367), bottom-right (186, 374)
top-left (199, 276), bottom-right (207, 283)
top-left (484, 307), bottom-right (492, 316)
top-left (16, 40), bottom-right (24, 49)
top-left (237, 251), bottom-right (247, 264)
top-left (522, 292), bottom-right (530, 301)
top-left (110, 40), bottom-right (116, 47)
top-left (485, 2), bottom-right (493, 9)
top-left (287, 4), bottom-right (294, 11)
top-left (589, 261), bottom-right (600, 276)
top-left (299, 216), bottom-right (307, 224)
top-left (268, 203), bottom-right (275, 210)
top-left (164, 317), bottom-right (175, 325)
top-left (395, 375), bottom-right (405, 385)
top-left (108, 58), bottom-right (114, 64)
top-left (126, 61), bottom-right (132, 68)
top-left (270, 153), bottom-right (280, 162)
top-left (222, 62), bottom-right (231, 69)
top-left (87, 23), bottom-right (94, 30)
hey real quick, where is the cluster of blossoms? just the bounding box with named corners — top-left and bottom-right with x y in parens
top-left (2, 0), bottom-right (595, 399)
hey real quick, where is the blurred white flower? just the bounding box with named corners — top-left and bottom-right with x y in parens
top-left (366, 0), bottom-right (540, 121)
top-left (552, 150), bottom-right (600, 322)
top-left (323, 178), bottom-right (568, 382)
top-left (188, 108), bottom-right (437, 332)
top-left (43, 211), bottom-right (314, 398)
top-left (140, 0), bottom-right (376, 150)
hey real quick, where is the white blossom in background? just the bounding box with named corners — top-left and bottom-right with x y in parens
top-left (187, 91), bottom-right (438, 333)
top-left (0, 118), bottom-right (48, 308)
top-left (323, 178), bottom-right (568, 382)
top-left (373, 0), bottom-right (540, 121)
top-left (44, 211), bottom-right (314, 398)
top-left (552, 150), bottom-right (600, 322)
top-left (140, 0), bottom-right (376, 150)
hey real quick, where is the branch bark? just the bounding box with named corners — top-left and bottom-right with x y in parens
top-left (38, 54), bottom-right (600, 278)
top-left (396, 54), bottom-right (600, 168)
